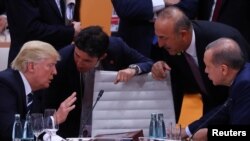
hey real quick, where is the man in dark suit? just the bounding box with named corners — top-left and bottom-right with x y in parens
top-left (5, 0), bottom-right (81, 64)
top-left (151, 6), bottom-right (250, 122)
top-left (0, 40), bottom-right (76, 141)
top-left (182, 38), bottom-right (250, 140)
top-left (42, 26), bottom-right (154, 138)
top-left (198, 0), bottom-right (250, 44)
top-left (111, 0), bottom-right (198, 57)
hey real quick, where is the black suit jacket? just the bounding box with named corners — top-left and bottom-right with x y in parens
top-left (198, 0), bottom-right (250, 44)
top-left (0, 0), bottom-right (5, 14)
top-left (111, 0), bottom-right (198, 57)
top-left (5, 0), bottom-right (76, 64)
top-left (42, 37), bottom-right (153, 138)
top-left (189, 63), bottom-right (250, 133)
top-left (0, 69), bottom-right (43, 141)
top-left (152, 20), bottom-right (250, 121)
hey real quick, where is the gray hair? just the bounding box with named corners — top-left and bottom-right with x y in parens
top-left (156, 6), bottom-right (192, 33)
top-left (205, 38), bottom-right (245, 69)
top-left (11, 40), bottom-right (60, 72)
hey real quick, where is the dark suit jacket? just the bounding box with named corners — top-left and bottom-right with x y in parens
top-left (0, 69), bottom-right (43, 141)
top-left (5, 0), bottom-right (76, 64)
top-left (111, 0), bottom-right (198, 57)
top-left (0, 0), bottom-right (5, 14)
top-left (189, 63), bottom-right (250, 133)
top-left (151, 20), bottom-right (250, 122)
top-left (198, 0), bottom-right (250, 44)
top-left (42, 37), bottom-right (153, 138)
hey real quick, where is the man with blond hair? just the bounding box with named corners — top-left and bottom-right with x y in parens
top-left (0, 40), bottom-right (76, 141)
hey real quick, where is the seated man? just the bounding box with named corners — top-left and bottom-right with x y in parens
top-left (0, 40), bottom-right (76, 141)
top-left (182, 38), bottom-right (250, 141)
top-left (42, 26), bottom-right (154, 138)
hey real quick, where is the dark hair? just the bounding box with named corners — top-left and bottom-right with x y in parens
top-left (74, 26), bottom-right (109, 58)
top-left (157, 6), bottom-right (192, 33)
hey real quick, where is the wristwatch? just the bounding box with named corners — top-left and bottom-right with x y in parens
top-left (128, 64), bottom-right (140, 75)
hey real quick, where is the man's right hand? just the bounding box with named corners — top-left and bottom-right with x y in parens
top-left (192, 128), bottom-right (208, 141)
top-left (72, 21), bottom-right (81, 37)
top-left (151, 61), bottom-right (171, 80)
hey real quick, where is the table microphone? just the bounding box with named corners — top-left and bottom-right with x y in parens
top-left (189, 98), bottom-right (232, 141)
top-left (80, 89), bottom-right (104, 137)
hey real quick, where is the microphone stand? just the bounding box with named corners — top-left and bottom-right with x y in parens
top-left (189, 98), bottom-right (232, 141)
top-left (79, 90), bottom-right (104, 137)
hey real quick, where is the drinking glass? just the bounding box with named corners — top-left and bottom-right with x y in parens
top-left (166, 122), bottom-right (181, 141)
top-left (44, 109), bottom-right (59, 141)
top-left (31, 113), bottom-right (44, 141)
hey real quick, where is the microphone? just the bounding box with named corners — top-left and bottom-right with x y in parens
top-left (189, 98), bottom-right (232, 141)
top-left (79, 89), bottom-right (104, 137)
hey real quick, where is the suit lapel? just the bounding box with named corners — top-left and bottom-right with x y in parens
top-left (47, 0), bottom-right (64, 19)
top-left (13, 70), bottom-right (27, 118)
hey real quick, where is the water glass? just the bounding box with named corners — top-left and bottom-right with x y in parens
top-left (31, 113), bottom-right (44, 141)
top-left (166, 122), bottom-right (181, 141)
top-left (44, 109), bottom-right (59, 141)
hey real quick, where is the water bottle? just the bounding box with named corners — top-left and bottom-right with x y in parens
top-left (157, 113), bottom-right (166, 138)
top-left (149, 113), bottom-right (157, 138)
top-left (23, 114), bottom-right (34, 140)
top-left (12, 114), bottom-right (23, 141)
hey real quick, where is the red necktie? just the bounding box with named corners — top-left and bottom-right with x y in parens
top-left (212, 0), bottom-right (222, 21)
top-left (184, 52), bottom-right (207, 94)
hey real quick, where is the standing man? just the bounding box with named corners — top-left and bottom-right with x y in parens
top-left (151, 6), bottom-right (250, 122)
top-left (43, 26), bottom-right (153, 138)
top-left (4, 0), bottom-right (81, 64)
top-left (197, 0), bottom-right (250, 44)
top-left (0, 40), bottom-right (76, 141)
top-left (182, 38), bottom-right (250, 141)
top-left (111, 0), bottom-right (198, 57)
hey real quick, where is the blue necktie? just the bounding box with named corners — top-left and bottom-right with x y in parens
top-left (27, 93), bottom-right (33, 113)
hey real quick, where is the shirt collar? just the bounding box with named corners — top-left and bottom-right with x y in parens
top-left (19, 71), bottom-right (32, 96)
top-left (185, 29), bottom-right (197, 57)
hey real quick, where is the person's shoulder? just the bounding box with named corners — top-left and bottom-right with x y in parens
top-left (108, 36), bottom-right (126, 50)
top-left (109, 36), bottom-right (124, 44)
top-left (0, 68), bottom-right (20, 85)
top-left (58, 44), bottom-right (74, 58)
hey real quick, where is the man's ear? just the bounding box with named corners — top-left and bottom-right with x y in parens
top-left (26, 62), bottom-right (35, 72)
top-left (180, 29), bottom-right (189, 41)
top-left (221, 64), bottom-right (229, 76)
top-left (99, 53), bottom-right (107, 60)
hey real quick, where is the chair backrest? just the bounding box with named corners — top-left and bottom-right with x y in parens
top-left (92, 70), bottom-right (175, 137)
top-left (0, 42), bottom-right (10, 71)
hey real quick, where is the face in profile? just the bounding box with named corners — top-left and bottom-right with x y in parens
top-left (204, 50), bottom-right (223, 85)
top-left (74, 47), bottom-right (100, 72)
top-left (155, 20), bottom-right (186, 55)
top-left (32, 58), bottom-right (57, 89)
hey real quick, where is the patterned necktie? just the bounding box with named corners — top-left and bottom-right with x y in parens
top-left (184, 52), bottom-right (207, 94)
top-left (27, 93), bottom-right (33, 113)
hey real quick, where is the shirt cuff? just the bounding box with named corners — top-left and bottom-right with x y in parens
top-left (186, 126), bottom-right (193, 137)
top-left (152, 0), bottom-right (165, 12)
